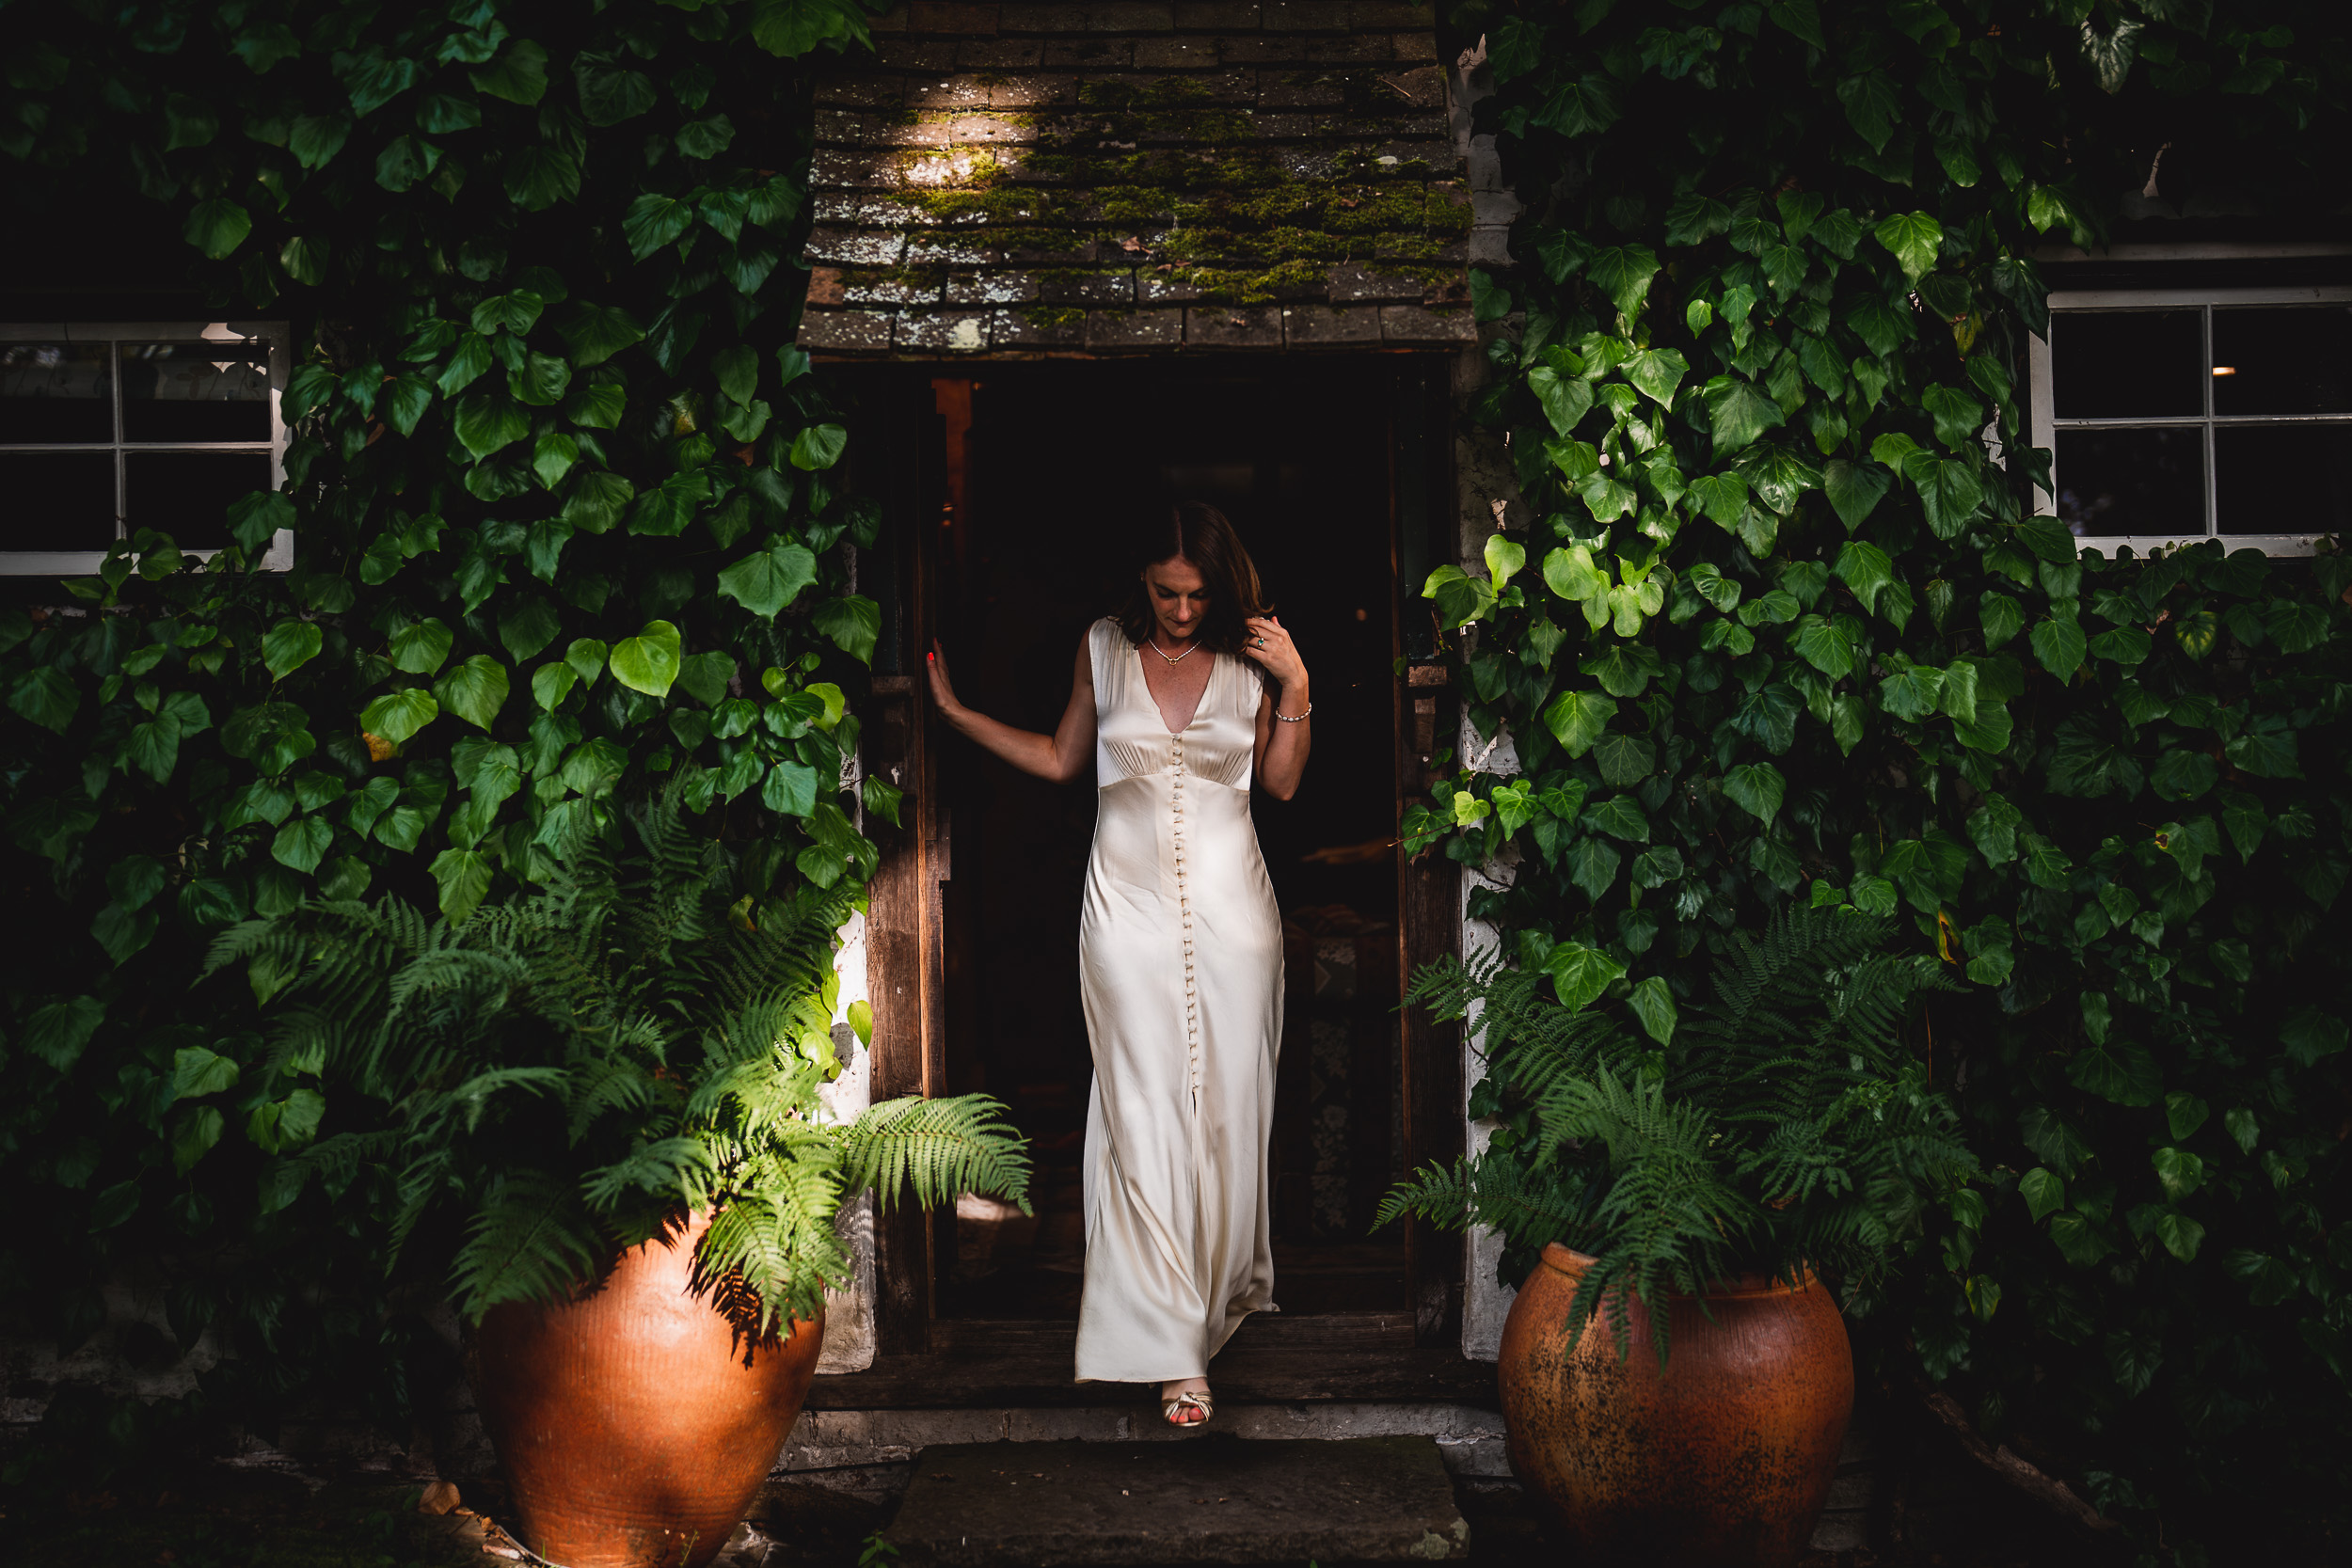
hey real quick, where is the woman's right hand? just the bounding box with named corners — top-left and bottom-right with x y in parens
top-left (926, 639), bottom-right (961, 716)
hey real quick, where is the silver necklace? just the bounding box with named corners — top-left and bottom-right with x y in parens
top-left (1149, 635), bottom-right (1199, 665)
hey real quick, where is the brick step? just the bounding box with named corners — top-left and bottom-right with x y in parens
top-left (881, 1433), bottom-right (1470, 1565)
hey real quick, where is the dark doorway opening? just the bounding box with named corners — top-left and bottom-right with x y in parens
top-left (921, 358), bottom-right (1416, 1320)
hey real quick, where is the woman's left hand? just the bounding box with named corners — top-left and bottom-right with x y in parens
top-left (1241, 616), bottom-right (1307, 690)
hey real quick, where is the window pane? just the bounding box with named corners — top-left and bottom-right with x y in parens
top-left (0, 342), bottom-right (113, 444)
top-left (2055, 427), bottom-right (2206, 537)
top-left (125, 451), bottom-right (271, 549)
top-left (2051, 310), bottom-right (2203, 419)
top-left (2211, 307), bottom-right (2352, 416)
top-left (0, 452), bottom-right (117, 550)
top-left (119, 341), bottom-right (271, 442)
top-left (2215, 423), bottom-right (2352, 536)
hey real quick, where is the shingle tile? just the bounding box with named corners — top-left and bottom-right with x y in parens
top-left (1185, 305), bottom-right (1284, 347)
top-left (1281, 303), bottom-right (1383, 344)
top-left (1085, 309), bottom-right (1184, 349)
top-left (1378, 302), bottom-right (1476, 343)
top-left (801, 309), bottom-right (898, 354)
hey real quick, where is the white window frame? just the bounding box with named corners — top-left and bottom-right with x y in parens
top-left (2027, 284), bottom-right (2352, 559)
top-left (0, 319), bottom-right (293, 576)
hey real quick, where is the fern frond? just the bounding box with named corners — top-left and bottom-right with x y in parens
top-left (841, 1094), bottom-right (1032, 1214)
top-left (448, 1167), bottom-right (605, 1321)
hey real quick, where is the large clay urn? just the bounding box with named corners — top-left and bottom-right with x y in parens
top-left (1499, 1243), bottom-right (1852, 1568)
top-left (470, 1212), bottom-right (823, 1568)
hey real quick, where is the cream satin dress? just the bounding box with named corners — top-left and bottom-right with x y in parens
top-left (1073, 617), bottom-right (1283, 1383)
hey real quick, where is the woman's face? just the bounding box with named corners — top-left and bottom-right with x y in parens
top-left (1142, 555), bottom-right (1211, 643)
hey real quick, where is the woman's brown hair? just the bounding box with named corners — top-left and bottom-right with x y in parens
top-left (1114, 500), bottom-right (1269, 656)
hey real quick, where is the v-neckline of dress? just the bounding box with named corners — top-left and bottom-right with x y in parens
top-left (1138, 642), bottom-right (1215, 736)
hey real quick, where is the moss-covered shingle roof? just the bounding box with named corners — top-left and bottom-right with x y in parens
top-left (799, 1), bottom-right (1473, 356)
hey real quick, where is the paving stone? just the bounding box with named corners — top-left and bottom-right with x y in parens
top-left (883, 1435), bottom-right (1470, 1565)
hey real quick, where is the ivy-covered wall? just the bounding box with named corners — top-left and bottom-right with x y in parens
top-left (0, 0), bottom-right (894, 1459)
top-left (1419, 0), bottom-right (2350, 1557)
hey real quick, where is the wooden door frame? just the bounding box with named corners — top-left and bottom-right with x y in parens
top-left (842, 354), bottom-right (1469, 1374)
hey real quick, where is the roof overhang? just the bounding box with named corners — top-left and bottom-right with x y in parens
top-left (799, 1), bottom-right (1474, 358)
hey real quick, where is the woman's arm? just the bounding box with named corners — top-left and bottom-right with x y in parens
top-left (927, 631), bottom-right (1098, 784)
top-left (1243, 615), bottom-right (1311, 800)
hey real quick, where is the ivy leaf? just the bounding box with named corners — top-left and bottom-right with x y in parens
top-left (1686, 472), bottom-right (1750, 528)
top-left (2020, 1166), bottom-right (2067, 1222)
top-left (389, 618), bottom-right (454, 674)
top-left (2066, 1041), bottom-right (2163, 1106)
top-left (1542, 689), bottom-right (1617, 757)
top-left (1723, 762), bottom-right (1787, 825)
top-left (749, 0), bottom-right (866, 56)
top-left (1592, 734), bottom-right (1656, 786)
top-left (2149, 1210), bottom-right (2203, 1264)
top-left (505, 147), bottom-right (581, 211)
top-left (676, 114), bottom-right (737, 160)
top-left (1821, 459), bottom-right (1891, 531)
top-left (1581, 643), bottom-right (1662, 697)
top-left (717, 539), bottom-right (819, 617)
top-left (269, 816), bottom-right (333, 875)
top-left (574, 50), bottom-right (658, 125)
top-left (557, 302), bottom-right (646, 367)
top-left (813, 595), bottom-right (882, 665)
top-left (262, 621), bottom-right (324, 680)
top-left (1705, 377), bottom-right (1785, 454)
top-left (2281, 1009), bottom-right (2347, 1067)
top-left (1584, 245), bottom-right (1661, 315)
top-left (434, 656), bottom-right (510, 731)
top-left (430, 848), bottom-right (494, 926)
top-left (470, 38), bottom-right (550, 105)
top-left (790, 422), bottom-right (849, 470)
top-left (532, 662), bottom-right (577, 712)
top-left (183, 198), bottom-right (251, 260)
top-left (2030, 613), bottom-right (2088, 682)
top-left (1791, 615), bottom-right (1857, 680)
top-left (1543, 545), bottom-right (1608, 601)
top-left (1581, 795), bottom-right (1650, 843)
top-left (2150, 751), bottom-right (2218, 802)
top-left (453, 389), bottom-right (530, 459)
top-left (1980, 593), bottom-right (2026, 649)
top-left (22, 993), bottom-right (105, 1074)
top-left (1873, 212), bottom-right (1945, 279)
top-left (498, 597), bottom-right (564, 663)
top-left (1624, 348), bottom-right (1688, 407)
top-left (1967, 793), bottom-right (2024, 864)
top-left (2166, 1092), bottom-right (2211, 1142)
top-left (1527, 365), bottom-right (1595, 436)
top-left (610, 621), bottom-right (684, 697)
top-left (1544, 942), bottom-right (1625, 1010)
top-left (623, 194), bottom-right (694, 261)
top-left (1628, 977), bottom-right (1677, 1045)
top-left (1836, 68), bottom-right (1901, 151)
top-left (289, 114), bottom-right (352, 168)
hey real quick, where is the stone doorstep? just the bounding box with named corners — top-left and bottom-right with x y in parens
top-left (883, 1434), bottom-right (1471, 1566)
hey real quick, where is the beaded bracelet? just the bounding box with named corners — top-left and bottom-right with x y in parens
top-left (1276, 703), bottom-right (1311, 722)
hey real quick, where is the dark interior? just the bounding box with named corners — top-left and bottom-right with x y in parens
top-left (925, 359), bottom-right (1413, 1319)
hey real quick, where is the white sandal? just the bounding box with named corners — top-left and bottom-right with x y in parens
top-left (1162, 1387), bottom-right (1214, 1427)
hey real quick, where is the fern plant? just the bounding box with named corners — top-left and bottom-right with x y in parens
top-left (207, 790), bottom-right (1030, 1336)
top-left (1381, 906), bottom-right (1975, 1361)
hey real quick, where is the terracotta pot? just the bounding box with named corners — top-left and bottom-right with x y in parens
top-left (1499, 1243), bottom-right (1852, 1568)
top-left (471, 1213), bottom-right (823, 1568)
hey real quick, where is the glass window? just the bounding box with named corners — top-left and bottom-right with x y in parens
top-left (2039, 293), bottom-right (2352, 551)
top-left (0, 323), bottom-right (285, 571)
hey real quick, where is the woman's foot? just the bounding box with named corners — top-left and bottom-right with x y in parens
top-left (1160, 1377), bottom-right (1213, 1427)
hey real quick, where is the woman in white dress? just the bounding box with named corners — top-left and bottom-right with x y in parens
top-left (926, 501), bottom-right (1311, 1427)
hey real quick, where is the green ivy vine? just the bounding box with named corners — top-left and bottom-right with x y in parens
top-left (1415, 0), bottom-right (2350, 1556)
top-left (0, 0), bottom-right (888, 1452)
